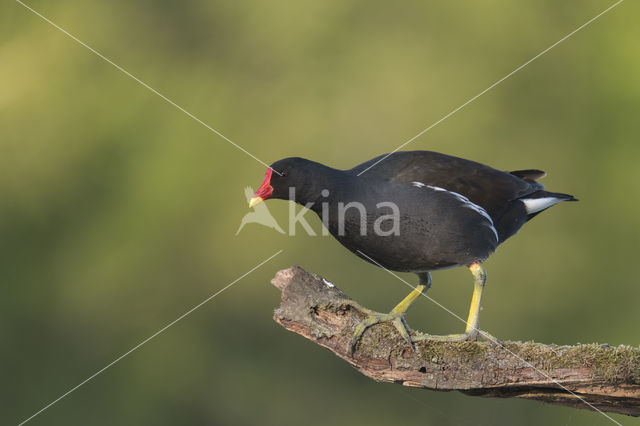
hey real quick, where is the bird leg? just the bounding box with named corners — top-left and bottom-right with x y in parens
top-left (416, 262), bottom-right (487, 342)
top-left (465, 262), bottom-right (487, 337)
top-left (348, 273), bottom-right (431, 354)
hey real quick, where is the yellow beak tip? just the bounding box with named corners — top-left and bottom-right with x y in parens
top-left (249, 197), bottom-right (264, 208)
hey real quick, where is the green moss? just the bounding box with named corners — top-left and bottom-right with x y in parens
top-left (355, 324), bottom-right (640, 385)
top-left (356, 322), bottom-right (407, 358)
top-left (493, 342), bottom-right (640, 384)
top-left (414, 340), bottom-right (489, 364)
top-left (574, 344), bottom-right (640, 383)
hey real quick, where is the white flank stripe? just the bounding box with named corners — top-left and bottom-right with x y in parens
top-left (412, 182), bottom-right (499, 242)
top-left (521, 197), bottom-right (562, 214)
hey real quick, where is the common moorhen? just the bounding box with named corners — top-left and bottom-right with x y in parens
top-left (249, 151), bottom-right (576, 349)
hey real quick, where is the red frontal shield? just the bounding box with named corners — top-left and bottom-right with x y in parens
top-left (249, 168), bottom-right (274, 207)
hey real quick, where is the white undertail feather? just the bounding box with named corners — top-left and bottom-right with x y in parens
top-left (521, 197), bottom-right (564, 214)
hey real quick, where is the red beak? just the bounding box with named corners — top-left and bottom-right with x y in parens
top-left (249, 168), bottom-right (274, 207)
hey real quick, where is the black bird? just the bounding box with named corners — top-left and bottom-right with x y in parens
top-left (249, 151), bottom-right (576, 348)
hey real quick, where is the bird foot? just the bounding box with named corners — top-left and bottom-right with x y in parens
top-left (347, 305), bottom-right (414, 355)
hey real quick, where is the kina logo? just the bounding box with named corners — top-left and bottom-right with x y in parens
top-left (235, 186), bottom-right (285, 235)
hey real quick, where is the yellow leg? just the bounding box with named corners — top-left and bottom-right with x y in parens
top-left (416, 262), bottom-right (488, 342)
top-left (391, 284), bottom-right (427, 315)
top-left (464, 262), bottom-right (486, 337)
top-left (348, 267), bottom-right (496, 352)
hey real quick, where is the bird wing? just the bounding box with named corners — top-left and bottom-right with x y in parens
top-left (349, 151), bottom-right (544, 218)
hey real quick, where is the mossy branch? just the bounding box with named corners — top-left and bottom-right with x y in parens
top-left (271, 266), bottom-right (640, 417)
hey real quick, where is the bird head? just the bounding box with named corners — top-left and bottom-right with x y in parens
top-left (249, 157), bottom-right (324, 208)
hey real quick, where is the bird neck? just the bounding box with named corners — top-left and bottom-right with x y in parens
top-left (292, 162), bottom-right (350, 209)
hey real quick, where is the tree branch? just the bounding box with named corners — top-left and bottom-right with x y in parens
top-left (271, 266), bottom-right (640, 417)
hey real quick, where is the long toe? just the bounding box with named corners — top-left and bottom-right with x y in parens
top-left (349, 314), bottom-right (384, 352)
top-left (349, 312), bottom-right (414, 354)
top-left (414, 331), bottom-right (474, 343)
top-left (391, 317), bottom-right (415, 350)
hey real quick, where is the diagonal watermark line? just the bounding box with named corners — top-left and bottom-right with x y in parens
top-left (17, 249), bottom-right (284, 426)
top-left (357, 0), bottom-right (624, 176)
top-left (15, 0), bottom-right (281, 175)
top-left (356, 250), bottom-right (624, 426)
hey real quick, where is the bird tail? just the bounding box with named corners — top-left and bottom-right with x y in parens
top-left (510, 169), bottom-right (547, 181)
top-left (519, 190), bottom-right (577, 219)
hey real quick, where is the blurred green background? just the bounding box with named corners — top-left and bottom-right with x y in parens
top-left (2, 0), bottom-right (639, 425)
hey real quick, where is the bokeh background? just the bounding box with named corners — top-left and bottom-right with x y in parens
top-left (2, 0), bottom-right (639, 425)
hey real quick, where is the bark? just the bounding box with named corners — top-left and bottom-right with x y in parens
top-left (271, 266), bottom-right (640, 417)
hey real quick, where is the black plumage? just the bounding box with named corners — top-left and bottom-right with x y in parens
top-left (259, 151), bottom-right (574, 270)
